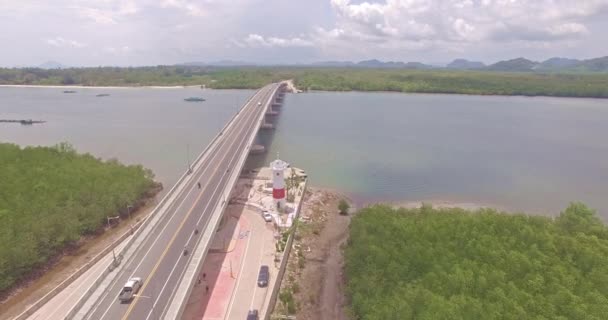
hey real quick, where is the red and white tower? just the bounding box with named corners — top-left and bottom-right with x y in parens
top-left (270, 157), bottom-right (288, 210)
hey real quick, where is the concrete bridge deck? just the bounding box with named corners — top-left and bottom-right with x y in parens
top-left (52, 82), bottom-right (288, 320)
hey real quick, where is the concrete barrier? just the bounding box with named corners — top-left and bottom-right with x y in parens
top-left (13, 87), bottom-right (263, 320)
top-left (164, 84), bottom-right (283, 320)
top-left (67, 89), bottom-right (264, 320)
top-left (264, 178), bottom-right (308, 320)
top-left (11, 223), bottom-right (137, 320)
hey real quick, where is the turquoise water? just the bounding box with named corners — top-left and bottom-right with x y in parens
top-left (253, 92), bottom-right (608, 216)
top-left (2, 87), bottom-right (608, 217)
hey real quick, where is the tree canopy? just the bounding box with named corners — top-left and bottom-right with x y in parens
top-left (1, 67), bottom-right (608, 98)
top-left (346, 203), bottom-right (608, 320)
top-left (0, 143), bottom-right (157, 293)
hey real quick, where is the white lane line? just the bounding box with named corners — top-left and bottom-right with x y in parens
top-left (249, 239), bottom-right (267, 311)
top-left (155, 85), bottom-right (277, 319)
top-left (148, 88), bottom-right (270, 320)
top-left (224, 95), bottom-right (279, 320)
top-left (91, 88), bottom-right (269, 320)
top-left (224, 228), bottom-right (253, 320)
top-left (41, 241), bottom-right (123, 320)
top-left (92, 156), bottom-right (223, 320)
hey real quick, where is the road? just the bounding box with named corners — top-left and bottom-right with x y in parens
top-left (224, 209), bottom-right (276, 320)
top-left (25, 240), bottom-right (129, 320)
top-left (83, 83), bottom-right (280, 320)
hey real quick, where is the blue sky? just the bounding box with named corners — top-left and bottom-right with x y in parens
top-left (1, 0), bottom-right (607, 67)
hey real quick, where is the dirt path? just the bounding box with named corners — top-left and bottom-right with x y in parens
top-left (319, 223), bottom-right (349, 320)
top-left (273, 187), bottom-right (352, 320)
top-left (0, 188), bottom-right (160, 320)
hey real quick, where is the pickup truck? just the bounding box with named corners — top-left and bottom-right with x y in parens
top-left (119, 277), bottom-right (143, 303)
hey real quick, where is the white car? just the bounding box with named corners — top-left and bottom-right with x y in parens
top-left (119, 277), bottom-right (142, 302)
top-left (257, 102), bottom-right (262, 106)
top-left (262, 211), bottom-right (273, 222)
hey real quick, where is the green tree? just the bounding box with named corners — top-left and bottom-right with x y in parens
top-left (345, 204), bottom-right (608, 320)
top-left (338, 199), bottom-right (350, 215)
top-left (0, 142), bottom-right (159, 293)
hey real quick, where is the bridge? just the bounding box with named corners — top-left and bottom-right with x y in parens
top-left (44, 82), bottom-right (288, 320)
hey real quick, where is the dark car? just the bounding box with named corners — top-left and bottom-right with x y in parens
top-left (257, 265), bottom-right (269, 287)
top-left (247, 309), bottom-right (259, 320)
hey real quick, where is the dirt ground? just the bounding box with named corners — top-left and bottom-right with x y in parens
top-left (273, 187), bottom-right (352, 320)
top-left (0, 188), bottom-right (161, 320)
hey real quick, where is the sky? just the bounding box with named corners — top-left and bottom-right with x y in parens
top-left (1, 0), bottom-right (607, 67)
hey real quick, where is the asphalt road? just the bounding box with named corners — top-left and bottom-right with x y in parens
top-left (84, 83), bottom-right (280, 320)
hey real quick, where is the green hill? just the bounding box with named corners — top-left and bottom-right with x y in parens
top-left (486, 58), bottom-right (538, 71)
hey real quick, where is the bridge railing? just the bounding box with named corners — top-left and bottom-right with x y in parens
top-left (164, 84), bottom-right (283, 319)
top-left (62, 87), bottom-right (265, 320)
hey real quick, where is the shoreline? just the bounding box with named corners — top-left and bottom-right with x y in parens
top-left (2, 83), bottom-right (606, 100)
top-left (299, 88), bottom-right (608, 100)
top-left (0, 84), bottom-right (203, 89)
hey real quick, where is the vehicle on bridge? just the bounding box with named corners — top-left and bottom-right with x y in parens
top-left (247, 309), bottom-right (259, 320)
top-left (257, 265), bottom-right (269, 287)
top-left (118, 277), bottom-right (143, 303)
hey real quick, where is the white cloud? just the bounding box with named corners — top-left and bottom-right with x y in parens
top-left (104, 46), bottom-right (132, 55)
top-left (73, 0), bottom-right (139, 24)
top-left (297, 0), bottom-right (608, 62)
top-left (161, 0), bottom-right (206, 17)
top-left (321, 0), bottom-right (607, 44)
top-left (2, 0), bottom-right (608, 66)
top-left (243, 34), bottom-right (314, 48)
top-left (45, 37), bottom-right (87, 48)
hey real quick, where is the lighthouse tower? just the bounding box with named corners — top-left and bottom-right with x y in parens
top-left (270, 157), bottom-right (288, 211)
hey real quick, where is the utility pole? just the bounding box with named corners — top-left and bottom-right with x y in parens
top-left (187, 143), bottom-right (192, 174)
top-left (112, 248), bottom-right (119, 267)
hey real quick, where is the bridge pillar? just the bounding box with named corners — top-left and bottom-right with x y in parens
top-left (261, 117), bottom-right (274, 129)
top-left (249, 144), bottom-right (265, 154)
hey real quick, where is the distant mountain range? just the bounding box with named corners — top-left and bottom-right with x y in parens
top-left (38, 61), bottom-right (67, 69)
top-left (447, 56), bottom-right (608, 72)
top-left (447, 59), bottom-right (485, 69)
top-left (178, 56), bottom-right (608, 72)
top-left (30, 56), bottom-right (608, 72)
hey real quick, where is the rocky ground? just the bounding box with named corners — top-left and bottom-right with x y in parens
top-left (273, 187), bottom-right (352, 320)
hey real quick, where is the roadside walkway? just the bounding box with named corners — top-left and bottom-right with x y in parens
top-left (182, 207), bottom-right (251, 320)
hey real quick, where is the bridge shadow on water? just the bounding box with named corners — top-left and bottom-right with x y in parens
top-left (244, 115), bottom-right (280, 171)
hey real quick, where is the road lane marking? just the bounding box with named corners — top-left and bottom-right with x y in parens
top-left (224, 226), bottom-right (253, 320)
top-left (91, 86), bottom-right (270, 320)
top-left (147, 151), bottom-right (237, 320)
top-left (42, 240), bottom-right (125, 319)
top-left (249, 239), bottom-right (267, 311)
top-left (152, 86), bottom-right (277, 318)
top-left (93, 141), bottom-right (229, 320)
top-left (121, 87), bottom-right (272, 320)
top-left (121, 145), bottom-right (227, 320)
top-left (152, 90), bottom-right (273, 319)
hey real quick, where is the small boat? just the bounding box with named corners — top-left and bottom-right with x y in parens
top-left (184, 97), bottom-right (206, 102)
top-left (63, 90), bottom-right (76, 93)
top-left (96, 93), bottom-right (110, 97)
